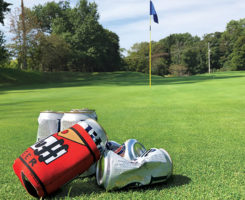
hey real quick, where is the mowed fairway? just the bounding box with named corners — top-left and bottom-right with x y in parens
top-left (0, 71), bottom-right (244, 200)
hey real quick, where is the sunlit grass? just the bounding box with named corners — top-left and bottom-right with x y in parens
top-left (0, 70), bottom-right (244, 199)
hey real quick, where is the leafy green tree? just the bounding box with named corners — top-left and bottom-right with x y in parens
top-left (151, 57), bottom-right (169, 75)
top-left (169, 64), bottom-right (187, 76)
top-left (9, 0), bottom-right (121, 72)
top-left (0, 0), bottom-right (11, 66)
top-left (66, 0), bottom-right (105, 71)
top-left (96, 29), bottom-right (121, 71)
top-left (182, 48), bottom-right (200, 74)
top-left (220, 19), bottom-right (245, 67)
top-left (0, 0), bottom-right (11, 24)
top-left (164, 33), bottom-right (199, 65)
top-left (203, 32), bottom-right (223, 70)
top-left (35, 34), bottom-right (71, 72)
top-left (0, 31), bottom-right (8, 65)
top-left (155, 38), bottom-right (171, 68)
top-left (33, 1), bottom-right (71, 33)
top-left (151, 40), bottom-right (170, 75)
top-left (40, 0), bottom-right (121, 72)
top-left (230, 35), bottom-right (245, 70)
top-left (125, 42), bottom-right (148, 73)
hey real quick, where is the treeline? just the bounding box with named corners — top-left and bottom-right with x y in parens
top-left (1, 0), bottom-right (245, 75)
top-left (4, 0), bottom-right (121, 72)
top-left (124, 18), bottom-right (245, 76)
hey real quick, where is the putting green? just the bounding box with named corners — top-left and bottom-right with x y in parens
top-left (0, 71), bottom-right (244, 199)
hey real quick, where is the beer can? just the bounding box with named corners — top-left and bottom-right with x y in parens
top-left (61, 109), bottom-right (97, 131)
top-left (37, 111), bottom-right (64, 142)
top-left (96, 148), bottom-right (173, 191)
top-left (80, 140), bottom-right (122, 178)
top-left (114, 139), bottom-right (146, 160)
top-left (77, 118), bottom-right (106, 178)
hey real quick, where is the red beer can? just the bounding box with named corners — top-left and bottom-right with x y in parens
top-left (13, 119), bottom-right (107, 197)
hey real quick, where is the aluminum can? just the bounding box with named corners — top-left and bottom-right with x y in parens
top-left (37, 111), bottom-right (64, 142)
top-left (80, 140), bottom-right (122, 178)
top-left (61, 109), bottom-right (97, 131)
top-left (96, 148), bottom-right (173, 191)
top-left (114, 139), bottom-right (146, 160)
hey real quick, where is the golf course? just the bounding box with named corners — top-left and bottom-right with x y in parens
top-left (0, 69), bottom-right (244, 199)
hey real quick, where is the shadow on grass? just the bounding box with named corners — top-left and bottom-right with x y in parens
top-left (117, 174), bottom-right (191, 192)
top-left (0, 71), bottom-right (244, 94)
top-left (46, 176), bottom-right (104, 199)
top-left (46, 174), bottom-right (191, 198)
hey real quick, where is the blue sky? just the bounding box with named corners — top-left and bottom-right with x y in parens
top-left (1, 0), bottom-right (245, 51)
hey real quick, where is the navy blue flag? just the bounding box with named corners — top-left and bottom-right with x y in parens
top-left (150, 1), bottom-right (158, 24)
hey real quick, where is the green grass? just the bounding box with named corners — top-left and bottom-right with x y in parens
top-left (0, 70), bottom-right (244, 199)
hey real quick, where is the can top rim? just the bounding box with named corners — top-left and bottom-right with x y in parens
top-left (64, 110), bottom-right (95, 114)
top-left (40, 111), bottom-right (64, 114)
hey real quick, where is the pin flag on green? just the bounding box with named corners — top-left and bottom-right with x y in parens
top-left (149, 1), bottom-right (159, 87)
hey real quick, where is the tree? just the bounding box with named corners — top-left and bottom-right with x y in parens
top-left (10, 7), bottom-right (41, 69)
top-left (220, 19), bottom-right (245, 67)
top-left (96, 29), bottom-right (121, 71)
top-left (169, 64), bottom-right (187, 76)
top-left (33, 1), bottom-right (71, 33)
top-left (0, 0), bottom-right (11, 24)
top-left (230, 36), bottom-right (245, 70)
top-left (182, 48), bottom-right (200, 74)
top-left (9, 0), bottom-right (121, 72)
top-left (0, 31), bottom-right (8, 65)
top-left (168, 33), bottom-right (200, 65)
top-left (34, 0), bottom-right (121, 72)
top-left (151, 57), bottom-right (168, 75)
top-left (151, 40), bottom-right (170, 75)
top-left (125, 18), bottom-right (245, 75)
top-left (203, 32), bottom-right (223, 70)
top-left (154, 38), bottom-right (171, 67)
top-left (66, 0), bottom-right (105, 71)
top-left (20, 0), bottom-right (27, 69)
top-left (30, 34), bottom-right (71, 72)
top-left (0, 0), bottom-right (11, 66)
top-left (125, 42), bottom-right (149, 73)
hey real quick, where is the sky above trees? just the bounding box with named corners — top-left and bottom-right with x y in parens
top-left (1, 0), bottom-right (245, 50)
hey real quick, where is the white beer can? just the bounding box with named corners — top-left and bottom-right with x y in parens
top-left (96, 148), bottom-right (173, 191)
top-left (37, 111), bottom-right (64, 141)
top-left (61, 109), bottom-right (97, 131)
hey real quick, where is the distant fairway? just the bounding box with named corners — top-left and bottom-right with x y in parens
top-left (0, 70), bottom-right (244, 199)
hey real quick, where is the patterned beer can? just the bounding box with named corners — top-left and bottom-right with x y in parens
top-left (13, 118), bottom-right (108, 197)
top-left (37, 111), bottom-right (64, 142)
top-left (61, 109), bottom-right (97, 131)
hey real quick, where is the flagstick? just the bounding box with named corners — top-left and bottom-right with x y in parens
top-left (149, 14), bottom-right (152, 88)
